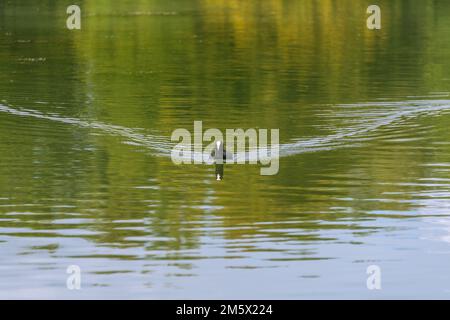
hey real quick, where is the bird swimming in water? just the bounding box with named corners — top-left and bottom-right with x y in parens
top-left (211, 141), bottom-right (233, 180)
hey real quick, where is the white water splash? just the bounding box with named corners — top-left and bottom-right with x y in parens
top-left (1, 100), bottom-right (450, 162)
top-left (278, 100), bottom-right (450, 157)
top-left (0, 104), bottom-right (173, 156)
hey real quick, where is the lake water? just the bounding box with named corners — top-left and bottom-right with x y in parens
top-left (1, 0), bottom-right (450, 299)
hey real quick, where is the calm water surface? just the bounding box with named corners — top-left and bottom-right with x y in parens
top-left (1, 0), bottom-right (450, 299)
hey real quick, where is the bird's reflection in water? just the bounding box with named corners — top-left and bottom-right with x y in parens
top-left (215, 163), bottom-right (224, 180)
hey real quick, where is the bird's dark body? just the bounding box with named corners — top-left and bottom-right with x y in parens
top-left (211, 141), bottom-right (232, 180)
